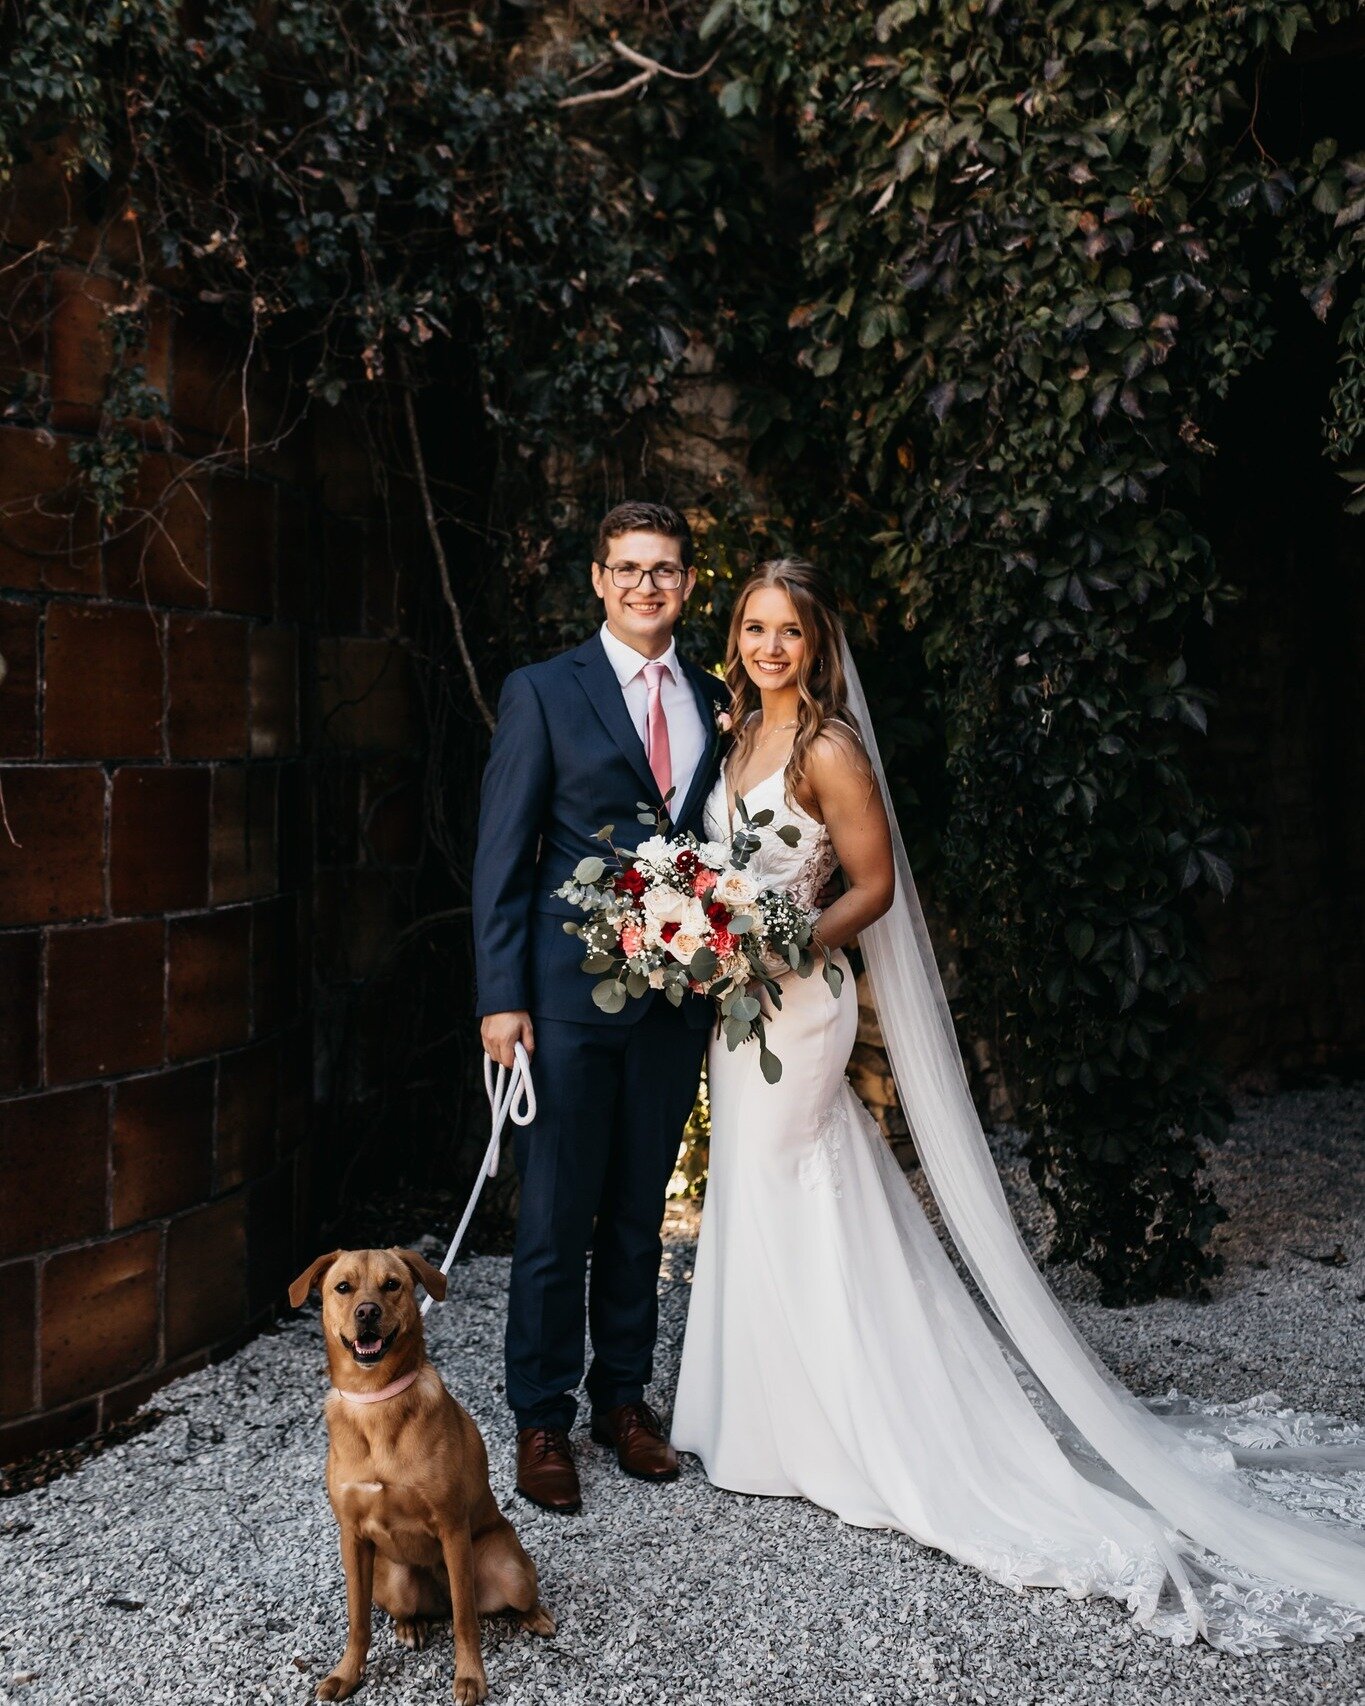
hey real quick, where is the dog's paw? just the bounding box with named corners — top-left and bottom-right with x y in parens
top-left (317, 1668), bottom-right (363, 1701)
top-left (521, 1601), bottom-right (556, 1638)
top-left (393, 1616), bottom-right (427, 1651)
top-left (453, 1669), bottom-right (489, 1704)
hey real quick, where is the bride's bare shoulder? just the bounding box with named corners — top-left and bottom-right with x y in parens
top-left (808, 717), bottom-right (870, 773)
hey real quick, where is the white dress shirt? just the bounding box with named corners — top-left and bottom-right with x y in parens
top-left (598, 622), bottom-right (707, 813)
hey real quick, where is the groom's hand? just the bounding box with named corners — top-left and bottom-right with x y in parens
top-left (481, 1010), bottom-right (535, 1069)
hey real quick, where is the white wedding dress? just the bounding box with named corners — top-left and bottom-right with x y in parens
top-left (671, 726), bottom-right (1365, 1652)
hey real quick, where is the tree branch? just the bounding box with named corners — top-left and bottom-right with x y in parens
top-left (401, 379), bottom-right (497, 733)
top-left (557, 39), bottom-right (720, 110)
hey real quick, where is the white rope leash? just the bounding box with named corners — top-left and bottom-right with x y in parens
top-left (420, 1041), bottom-right (536, 1316)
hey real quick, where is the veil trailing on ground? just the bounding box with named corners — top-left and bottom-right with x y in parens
top-left (839, 635), bottom-right (1365, 1649)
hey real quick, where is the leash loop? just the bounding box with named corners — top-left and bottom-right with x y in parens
top-left (421, 1040), bottom-right (535, 1315)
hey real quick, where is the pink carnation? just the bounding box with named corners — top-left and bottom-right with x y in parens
top-left (620, 923), bottom-right (644, 957)
top-left (692, 867), bottom-right (717, 897)
top-left (709, 928), bottom-right (737, 958)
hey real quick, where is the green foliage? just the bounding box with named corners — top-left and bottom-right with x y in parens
top-left (7, 0), bottom-right (1364, 1299)
top-left (690, 0), bottom-right (1365, 1300)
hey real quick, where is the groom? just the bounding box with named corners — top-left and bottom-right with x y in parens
top-left (472, 501), bottom-right (726, 1514)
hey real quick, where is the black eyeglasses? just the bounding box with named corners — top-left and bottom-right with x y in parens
top-left (604, 563), bottom-right (685, 590)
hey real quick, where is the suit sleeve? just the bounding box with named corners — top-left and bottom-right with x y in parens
top-left (472, 669), bottom-right (553, 1017)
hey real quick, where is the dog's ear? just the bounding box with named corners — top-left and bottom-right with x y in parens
top-left (394, 1248), bottom-right (447, 1303)
top-left (288, 1250), bottom-right (341, 1309)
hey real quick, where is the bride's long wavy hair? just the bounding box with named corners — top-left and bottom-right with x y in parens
top-left (723, 557), bottom-right (856, 805)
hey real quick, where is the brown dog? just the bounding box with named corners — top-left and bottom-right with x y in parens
top-left (289, 1247), bottom-right (555, 1702)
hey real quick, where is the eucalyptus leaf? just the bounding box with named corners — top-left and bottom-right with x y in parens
top-left (591, 979), bottom-right (626, 1015)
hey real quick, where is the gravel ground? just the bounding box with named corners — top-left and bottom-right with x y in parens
top-left (2, 1082), bottom-right (1363, 1706)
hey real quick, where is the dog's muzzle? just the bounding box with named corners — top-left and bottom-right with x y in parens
top-left (341, 1325), bottom-right (399, 1366)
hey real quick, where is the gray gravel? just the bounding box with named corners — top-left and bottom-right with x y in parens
top-left (3, 1082), bottom-right (1363, 1706)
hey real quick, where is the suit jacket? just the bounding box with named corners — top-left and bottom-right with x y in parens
top-left (472, 633), bottom-right (728, 1026)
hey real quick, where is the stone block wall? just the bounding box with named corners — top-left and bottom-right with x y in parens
top-left (0, 243), bottom-right (425, 1461)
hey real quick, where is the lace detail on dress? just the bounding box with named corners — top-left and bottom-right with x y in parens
top-left (787, 837), bottom-right (839, 914)
top-left (798, 1096), bottom-right (844, 1197)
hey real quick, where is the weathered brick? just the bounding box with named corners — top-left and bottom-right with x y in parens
top-left (48, 269), bottom-right (171, 438)
top-left (247, 1168), bottom-right (295, 1316)
top-left (166, 614), bottom-right (248, 759)
top-left (41, 1228), bottom-right (161, 1408)
top-left (252, 894), bottom-right (299, 1035)
top-left (0, 1399), bottom-right (99, 1466)
top-left (249, 627), bottom-right (298, 758)
top-left (170, 305), bottom-right (244, 449)
top-left (316, 756), bottom-right (360, 865)
top-left (313, 869), bottom-right (396, 982)
top-left (167, 907), bottom-right (251, 1060)
top-left (103, 453), bottom-right (210, 608)
top-left (0, 1260), bottom-right (37, 1420)
top-left (311, 403), bottom-right (375, 513)
top-left (361, 760), bottom-right (422, 866)
top-left (0, 932), bottom-right (41, 1094)
top-left (44, 602), bottom-right (163, 760)
top-left (0, 258), bottom-right (48, 401)
top-left (277, 1019), bottom-right (310, 1151)
top-left (0, 426), bottom-right (102, 594)
top-left (315, 637), bottom-right (416, 753)
top-left (0, 600), bottom-right (39, 758)
top-left (209, 765), bottom-right (277, 904)
top-left (100, 1347), bottom-right (210, 1428)
top-left (216, 1039), bottom-right (277, 1191)
top-left (165, 1193), bottom-right (248, 1361)
top-left (0, 766), bottom-right (106, 924)
top-left (0, 1088), bottom-right (107, 1261)
top-left (211, 478), bottom-right (276, 616)
top-left (277, 760), bottom-right (309, 891)
top-left (46, 920), bottom-right (165, 1083)
top-left (110, 766), bottom-right (211, 915)
top-left (276, 493), bottom-right (312, 625)
top-left (318, 513), bottom-right (365, 634)
top-left (112, 1063), bottom-right (214, 1227)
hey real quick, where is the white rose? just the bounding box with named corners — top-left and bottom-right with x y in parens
top-left (681, 896), bottom-right (710, 935)
top-left (713, 868), bottom-right (758, 910)
top-left (667, 929), bottom-right (705, 965)
top-left (641, 886), bottom-right (692, 926)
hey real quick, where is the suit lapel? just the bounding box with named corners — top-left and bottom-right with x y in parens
top-left (574, 635), bottom-right (657, 802)
top-left (674, 658), bottom-right (722, 832)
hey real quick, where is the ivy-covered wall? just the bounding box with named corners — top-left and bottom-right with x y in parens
top-left (3, 0), bottom-right (1364, 1335)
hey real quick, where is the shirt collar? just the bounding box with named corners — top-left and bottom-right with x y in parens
top-left (599, 622), bottom-right (679, 687)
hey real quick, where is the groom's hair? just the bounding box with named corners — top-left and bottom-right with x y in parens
top-left (594, 501), bottom-right (694, 570)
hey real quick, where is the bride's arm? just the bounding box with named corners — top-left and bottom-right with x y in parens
top-left (798, 729), bottom-right (895, 953)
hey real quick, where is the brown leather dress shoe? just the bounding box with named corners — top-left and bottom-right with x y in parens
top-left (590, 1401), bottom-right (680, 1482)
top-left (516, 1426), bottom-right (582, 1514)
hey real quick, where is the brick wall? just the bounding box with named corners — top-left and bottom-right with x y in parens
top-left (0, 234), bottom-right (426, 1459)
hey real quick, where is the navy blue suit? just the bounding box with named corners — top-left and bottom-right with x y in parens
top-left (472, 632), bottom-right (726, 1429)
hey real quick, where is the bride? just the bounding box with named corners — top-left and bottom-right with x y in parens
top-left (670, 557), bottom-right (1365, 1652)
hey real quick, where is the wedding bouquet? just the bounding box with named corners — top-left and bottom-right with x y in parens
top-left (555, 795), bottom-right (843, 1083)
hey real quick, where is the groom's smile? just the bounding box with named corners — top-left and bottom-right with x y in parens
top-left (591, 527), bottom-right (696, 657)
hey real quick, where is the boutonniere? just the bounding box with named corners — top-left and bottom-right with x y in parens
top-left (713, 703), bottom-right (733, 738)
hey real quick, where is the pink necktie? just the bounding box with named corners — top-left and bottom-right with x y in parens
top-left (644, 660), bottom-right (673, 802)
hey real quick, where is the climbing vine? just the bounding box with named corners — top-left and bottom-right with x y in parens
top-left (4, 0), bottom-right (1364, 1297)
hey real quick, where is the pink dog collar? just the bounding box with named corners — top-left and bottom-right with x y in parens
top-left (330, 1368), bottom-right (420, 1405)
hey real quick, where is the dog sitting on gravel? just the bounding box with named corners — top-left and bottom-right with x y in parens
top-left (289, 1247), bottom-right (555, 1703)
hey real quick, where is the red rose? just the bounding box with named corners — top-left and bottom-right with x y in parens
top-left (614, 866), bottom-right (646, 898)
top-left (661, 920), bottom-right (680, 942)
top-left (675, 849), bottom-right (700, 876)
top-left (706, 901), bottom-right (732, 929)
